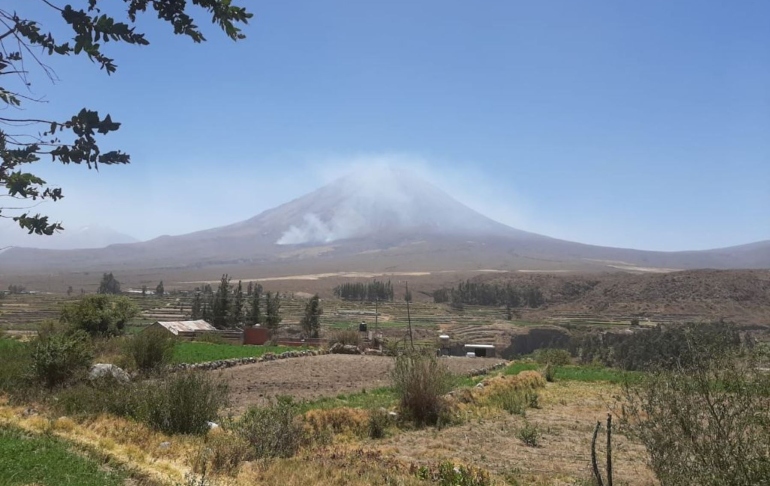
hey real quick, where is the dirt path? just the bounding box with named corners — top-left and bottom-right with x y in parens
top-left (216, 354), bottom-right (504, 413)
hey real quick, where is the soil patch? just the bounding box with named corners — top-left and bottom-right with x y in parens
top-left (217, 354), bottom-right (503, 413)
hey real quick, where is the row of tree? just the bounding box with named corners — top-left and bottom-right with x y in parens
top-left (189, 275), bottom-right (282, 331)
top-left (433, 280), bottom-right (545, 308)
top-left (333, 280), bottom-right (395, 302)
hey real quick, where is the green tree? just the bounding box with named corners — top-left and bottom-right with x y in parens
top-left (141, 285), bottom-right (147, 297)
top-left (0, 1), bottom-right (252, 236)
top-left (60, 294), bottom-right (138, 337)
top-left (300, 294), bottom-right (323, 338)
top-left (265, 292), bottom-right (282, 334)
top-left (246, 287), bottom-right (262, 327)
top-left (231, 280), bottom-right (244, 326)
top-left (97, 272), bottom-right (121, 295)
top-left (211, 274), bottom-right (231, 329)
top-left (190, 292), bottom-right (203, 320)
top-left (155, 280), bottom-right (164, 297)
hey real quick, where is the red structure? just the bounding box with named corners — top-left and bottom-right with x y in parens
top-left (243, 327), bottom-right (269, 345)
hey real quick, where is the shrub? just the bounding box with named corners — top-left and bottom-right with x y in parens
top-left (533, 348), bottom-right (571, 366)
top-left (303, 407), bottom-right (369, 437)
top-left (235, 397), bottom-right (304, 459)
top-left (541, 363), bottom-right (555, 382)
top-left (54, 371), bottom-right (227, 435)
top-left (621, 347), bottom-right (770, 485)
top-left (138, 372), bottom-right (228, 435)
top-left (414, 461), bottom-right (491, 486)
top-left (0, 338), bottom-right (33, 395)
top-left (31, 330), bottom-right (93, 388)
top-left (329, 329), bottom-right (362, 348)
top-left (517, 422), bottom-right (541, 447)
top-left (126, 327), bottom-right (177, 372)
top-left (392, 352), bottom-right (453, 426)
top-left (60, 295), bottom-right (138, 337)
top-left (367, 408), bottom-right (389, 439)
top-left (192, 432), bottom-right (250, 476)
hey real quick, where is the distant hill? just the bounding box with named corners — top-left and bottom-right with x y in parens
top-left (0, 167), bottom-right (768, 275)
top-left (0, 224), bottom-right (138, 251)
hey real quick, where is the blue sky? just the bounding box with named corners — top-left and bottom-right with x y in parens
top-left (3, 0), bottom-right (769, 251)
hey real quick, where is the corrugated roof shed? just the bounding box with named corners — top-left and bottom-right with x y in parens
top-left (153, 320), bottom-right (216, 335)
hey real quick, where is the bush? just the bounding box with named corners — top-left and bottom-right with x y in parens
top-left (55, 371), bottom-right (228, 435)
top-left (0, 338), bottom-right (32, 395)
top-left (126, 327), bottom-right (177, 372)
top-left (139, 372), bottom-right (228, 435)
top-left (60, 295), bottom-right (138, 337)
top-left (392, 352), bottom-right (453, 426)
top-left (517, 421), bottom-right (541, 447)
top-left (541, 363), bottom-right (556, 382)
top-left (533, 348), bottom-right (571, 366)
top-left (367, 408), bottom-right (389, 439)
top-left (31, 330), bottom-right (93, 388)
top-left (329, 329), bottom-right (362, 348)
top-left (192, 433), bottom-right (250, 476)
top-left (414, 461), bottom-right (491, 486)
top-left (621, 347), bottom-right (770, 485)
top-left (235, 397), bottom-right (304, 459)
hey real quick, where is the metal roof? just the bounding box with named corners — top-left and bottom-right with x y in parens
top-left (153, 320), bottom-right (216, 335)
top-left (464, 344), bottom-right (495, 349)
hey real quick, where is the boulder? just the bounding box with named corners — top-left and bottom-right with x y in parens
top-left (364, 348), bottom-right (384, 356)
top-left (89, 363), bottom-right (130, 384)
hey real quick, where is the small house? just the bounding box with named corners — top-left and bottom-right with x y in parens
top-left (464, 344), bottom-right (495, 358)
top-left (145, 320), bottom-right (217, 339)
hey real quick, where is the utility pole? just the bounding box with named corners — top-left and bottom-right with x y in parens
top-left (405, 282), bottom-right (413, 349)
top-left (374, 297), bottom-right (378, 335)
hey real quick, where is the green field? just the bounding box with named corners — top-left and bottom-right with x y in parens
top-left (172, 342), bottom-right (306, 364)
top-left (299, 386), bottom-right (397, 412)
top-left (505, 361), bottom-right (641, 384)
top-left (0, 427), bottom-right (126, 486)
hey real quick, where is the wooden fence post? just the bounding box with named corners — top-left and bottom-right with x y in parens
top-left (606, 413), bottom-right (613, 486)
top-left (591, 421), bottom-right (604, 486)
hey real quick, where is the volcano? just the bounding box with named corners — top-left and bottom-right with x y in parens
top-left (1, 167), bottom-right (768, 275)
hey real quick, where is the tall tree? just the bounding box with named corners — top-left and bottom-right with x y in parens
top-left (97, 272), bottom-right (120, 294)
top-left (230, 280), bottom-right (244, 327)
top-left (191, 292), bottom-right (202, 320)
top-left (246, 286), bottom-right (262, 326)
top-left (265, 291), bottom-right (282, 334)
top-left (300, 294), bottom-right (323, 338)
top-left (0, 1), bottom-right (252, 236)
top-left (211, 274), bottom-right (231, 329)
top-left (155, 280), bottom-right (165, 297)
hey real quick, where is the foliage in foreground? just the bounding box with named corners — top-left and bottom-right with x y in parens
top-left (621, 347), bottom-right (770, 486)
top-left (56, 371), bottom-right (228, 435)
top-left (392, 352), bottom-right (454, 426)
top-left (0, 426), bottom-right (125, 486)
top-left (413, 461), bottom-right (492, 486)
top-left (126, 326), bottom-right (176, 372)
top-left (31, 330), bottom-right (93, 388)
top-left (59, 295), bottom-right (138, 337)
top-left (1, 1), bottom-right (252, 235)
top-left (234, 397), bottom-right (305, 459)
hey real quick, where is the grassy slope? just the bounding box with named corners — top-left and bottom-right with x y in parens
top-left (171, 342), bottom-right (305, 364)
top-left (0, 427), bottom-right (126, 486)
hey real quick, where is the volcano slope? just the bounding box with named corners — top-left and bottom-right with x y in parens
top-left (0, 167), bottom-right (768, 277)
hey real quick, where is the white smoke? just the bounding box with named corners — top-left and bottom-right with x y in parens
top-left (275, 163), bottom-right (419, 245)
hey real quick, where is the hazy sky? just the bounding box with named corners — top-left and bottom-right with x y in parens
top-left (3, 0), bottom-right (769, 251)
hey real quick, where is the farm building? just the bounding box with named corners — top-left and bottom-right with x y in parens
top-left (464, 344), bottom-right (496, 358)
top-left (146, 320), bottom-right (217, 336)
top-left (145, 320), bottom-right (244, 344)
